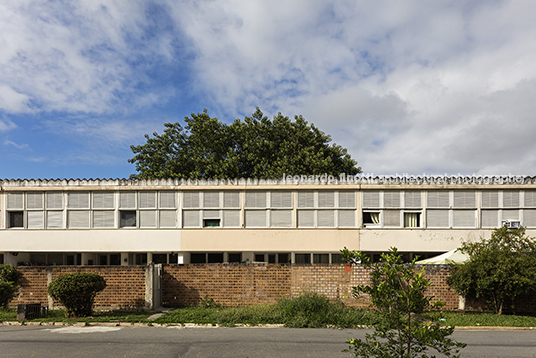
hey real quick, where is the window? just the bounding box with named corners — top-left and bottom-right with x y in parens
top-left (295, 253), bottom-right (311, 264)
top-left (363, 211), bottom-right (380, 226)
top-left (203, 218), bottom-right (220, 227)
top-left (190, 253), bottom-right (206, 264)
top-left (120, 211), bottom-right (136, 228)
top-left (9, 211), bottom-right (23, 228)
top-left (228, 253), bottom-right (242, 263)
top-left (404, 212), bottom-right (421, 228)
top-left (313, 253), bottom-right (329, 264)
top-left (207, 253), bottom-right (223, 263)
top-left (152, 254), bottom-right (167, 264)
top-left (254, 254), bottom-right (265, 262)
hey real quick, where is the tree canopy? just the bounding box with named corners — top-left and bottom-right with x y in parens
top-left (447, 226), bottom-right (536, 314)
top-left (129, 108), bottom-right (361, 179)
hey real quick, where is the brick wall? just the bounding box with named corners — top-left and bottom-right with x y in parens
top-left (14, 266), bottom-right (146, 310)
top-left (162, 263), bottom-right (292, 307)
top-left (12, 264), bottom-right (461, 311)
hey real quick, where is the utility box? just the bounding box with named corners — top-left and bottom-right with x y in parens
top-left (17, 303), bottom-right (41, 320)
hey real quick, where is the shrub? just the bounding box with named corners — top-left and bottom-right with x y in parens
top-left (0, 264), bottom-right (19, 283)
top-left (47, 273), bottom-right (107, 317)
top-left (277, 292), bottom-right (350, 328)
top-left (0, 281), bottom-right (18, 308)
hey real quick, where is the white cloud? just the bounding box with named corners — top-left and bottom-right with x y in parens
top-left (4, 140), bottom-right (29, 150)
top-left (2, 0), bottom-right (536, 177)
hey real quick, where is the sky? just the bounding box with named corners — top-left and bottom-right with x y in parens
top-left (1, 0), bottom-right (536, 180)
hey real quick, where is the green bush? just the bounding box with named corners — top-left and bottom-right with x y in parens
top-left (277, 292), bottom-right (352, 328)
top-left (47, 273), bottom-right (107, 317)
top-left (0, 264), bottom-right (19, 283)
top-left (0, 281), bottom-right (18, 308)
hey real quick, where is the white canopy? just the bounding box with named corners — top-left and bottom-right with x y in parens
top-left (416, 249), bottom-right (469, 265)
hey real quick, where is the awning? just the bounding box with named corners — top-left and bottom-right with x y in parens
top-left (415, 249), bottom-right (468, 265)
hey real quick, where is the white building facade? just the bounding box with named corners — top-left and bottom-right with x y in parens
top-left (1, 175), bottom-right (535, 266)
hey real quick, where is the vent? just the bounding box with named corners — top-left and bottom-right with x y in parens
top-left (502, 220), bottom-right (521, 229)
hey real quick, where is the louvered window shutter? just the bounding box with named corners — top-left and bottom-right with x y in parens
top-left (318, 191), bottom-right (335, 208)
top-left (523, 210), bottom-right (536, 227)
top-left (140, 211), bottom-right (157, 227)
top-left (271, 210), bottom-right (293, 227)
top-left (384, 210), bottom-right (401, 226)
top-left (182, 211), bottom-right (200, 227)
top-left (7, 193), bottom-right (24, 209)
top-left (223, 210), bottom-right (240, 227)
top-left (525, 191), bottom-right (536, 207)
top-left (183, 192), bottom-right (200, 208)
top-left (271, 191), bottom-right (292, 208)
top-left (139, 191), bottom-right (156, 209)
top-left (481, 210), bottom-right (499, 228)
top-left (27, 211), bottom-right (44, 229)
top-left (27, 192), bottom-right (43, 209)
top-left (482, 191), bottom-right (499, 208)
top-left (245, 191), bottom-right (266, 208)
top-left (339, 191), bottom-right (356, 208)
top-left (47, 211), bottom-right (63, 229)
top-left (404, 191), bottom-right (421, 208)
top-left (502, 210), bottom-right (519, 221)
top-left (68, 211), bottom-right (90, 228)
top-left (203, 192), bottom-right (220, 208)
top-left (338, 210), bottom-right (356, 227)
top-left (93, 211), bottom-right (115, 228)
top-left (427, 191), bottom-right (449, 208)
top-left (93, 192), bottom-right (115, 209)
top-left (297, 210), bottom-right (315, 227)
top-left (46, 192), bottom-right (63, 209)
top-left (426, 210), bottom-right (449, 227)
top-left (159, 191), bottom-right (176, 209)
top-left (503, 191), bottom-right (520, 207)
top-left (159, 211), bottom-right (177, 228)
top-left (68, 192), bottom-right (90, 209)
top-left (383, 191), bottom-right (401, 208)
top-left (120, 192), bottom-right (136, 209)
top-left (453, 191), bottom-right (476, 208)
top-left (245, 210), bottom-right (267, 227)
top-left (453, 210), bottom-right (476, 228)
top-left (317, 210), bottom-right (335, 227)
top-left (224, 191), bottom-right (240, 208)
top-left (297, 191), bottom-right (314, 208)
top-left (362, 191), bottom-right (380, 208)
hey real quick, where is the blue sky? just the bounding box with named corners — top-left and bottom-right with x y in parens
top-left (1, 0), bottom-right (536, 179)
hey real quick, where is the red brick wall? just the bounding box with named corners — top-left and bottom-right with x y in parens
top-left (162, 263), bottom-right (292, 307)
top-left (13, 266), bottom-right (146, 309)
top-left (11, 264), bottom-right (461, 311)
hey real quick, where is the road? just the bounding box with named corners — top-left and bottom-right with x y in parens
top-left (0, 325), bottom-right (535, 358)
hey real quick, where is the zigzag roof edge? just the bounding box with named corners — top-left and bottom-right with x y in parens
top-left (1, 175), bottom-right (536, 187)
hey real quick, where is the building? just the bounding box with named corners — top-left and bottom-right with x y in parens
top-left (1, 175), bottom-right (535, 266)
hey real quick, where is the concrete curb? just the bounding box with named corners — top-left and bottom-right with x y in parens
top-left (2, 321), bottom-right (536, 330)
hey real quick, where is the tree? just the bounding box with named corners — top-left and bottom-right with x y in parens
top-left (341, 247), bottom-right (465, 358)
top-left (0, 264), bottom-right (19, 308)
top-left (447, 226), bottom-right (536, 315)
top-left (47, 273), bottom-right (107, 317)
top-left (129, 108), bottom-right (361, 179)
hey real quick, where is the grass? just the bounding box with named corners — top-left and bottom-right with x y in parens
top-left (3, 294), bottom-right (536, 328)
top-left (424, 311), bottom-right (536, 327)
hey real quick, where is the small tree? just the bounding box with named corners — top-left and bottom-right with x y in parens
top-left (341, 247), bottom-right (465, 358)
top-left (47, 273), bottom-right (106, 317)
top-left (0, 264), bottom-right (19, 308)
top-left (447, 226), bottom-right (536, 314)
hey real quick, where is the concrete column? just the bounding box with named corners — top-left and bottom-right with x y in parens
top-left (145, 263), bottom-right (154, 309)
top-left (120, 252), bottom-right (129, 266)
top-left (47, 268), bottom-right (54, 309)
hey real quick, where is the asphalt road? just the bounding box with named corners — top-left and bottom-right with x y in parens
top-left (0, 325), bottom-right (535, 358)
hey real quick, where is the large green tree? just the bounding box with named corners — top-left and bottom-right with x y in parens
top-left (447, 226), bottom-right (536, 315)
top-left (129, 108), bottom-right (361, 179)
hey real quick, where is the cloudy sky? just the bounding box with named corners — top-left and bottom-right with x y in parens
top-left (1, 0), bottom-right (535, 180)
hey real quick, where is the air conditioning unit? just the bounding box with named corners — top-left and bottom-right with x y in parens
top-left (502, 220), bottom-right (521, 229)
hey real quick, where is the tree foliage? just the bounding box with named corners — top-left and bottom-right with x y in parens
top-left (447, 226), bottom-right (536, 315)
top-left (341, 247), bottom-right (465, 358)
top-left (0, 264), bottom-right (19, 308)
top-left (47, 273), bottom-right (107, 317)
top-left (129, 108), bottom-right (361, 179)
